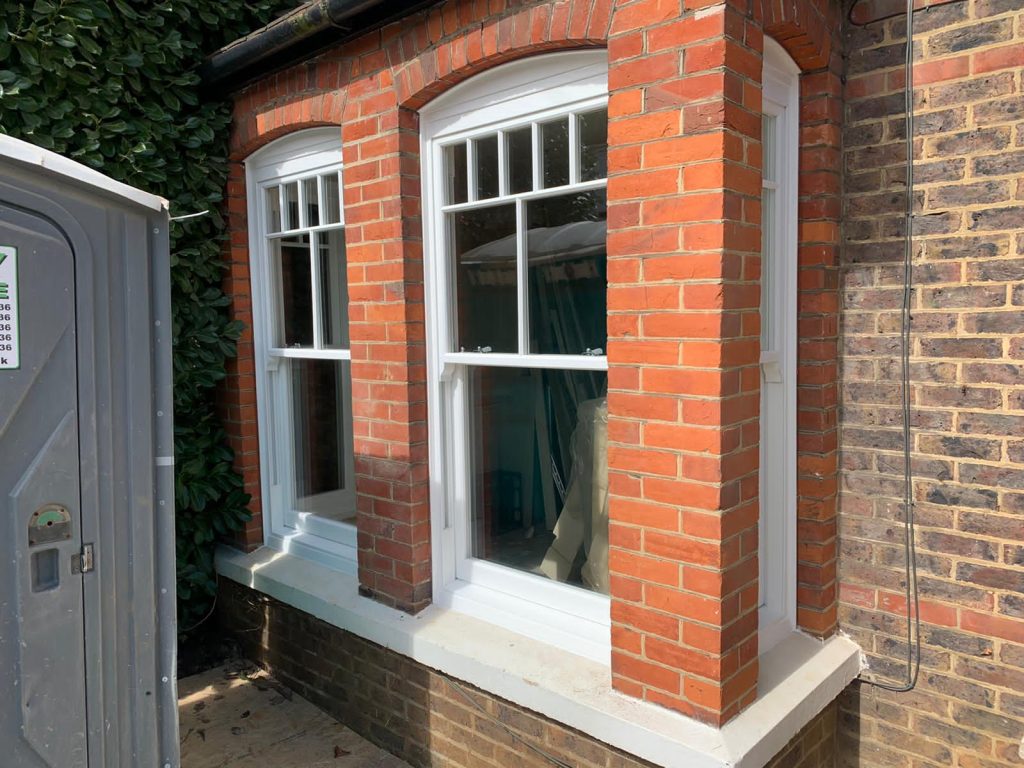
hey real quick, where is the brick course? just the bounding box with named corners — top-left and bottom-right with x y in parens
top-left (218, 578), bottom-right (838, 768)
top-left (838, 0), bottom-right (1024, 764)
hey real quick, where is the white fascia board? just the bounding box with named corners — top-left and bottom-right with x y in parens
top-left (0, 134), bottom-right (167, 212)
top-left (217, 546), bottom-right (862, 768)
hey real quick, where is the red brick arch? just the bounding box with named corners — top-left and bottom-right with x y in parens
top-left (759, 0), bottom-right (836, 71)
top-left (394, 1), bottom-right (609, 110)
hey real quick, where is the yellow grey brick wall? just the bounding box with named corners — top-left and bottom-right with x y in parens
top-left (839, 0), bottom-right (1024, 765)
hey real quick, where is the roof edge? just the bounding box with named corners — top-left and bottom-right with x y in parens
top-left (203, 0), bottom-right (438, 92)
top-left (0, 135), bottom-right (167, 213)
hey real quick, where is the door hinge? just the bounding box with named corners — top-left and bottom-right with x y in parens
top-left (72, 543), bottom-right (95, 575)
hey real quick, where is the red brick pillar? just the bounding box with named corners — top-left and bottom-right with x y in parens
top-left (605, 0), bottom-right (764, 726)
top-left (222, 159), bottom-right (265, 550)
top-left (341, 71), bottom-right (432, 614)
top-left (795, 62), bottom-right (843, 637)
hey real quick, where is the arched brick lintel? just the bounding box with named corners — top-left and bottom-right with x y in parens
top-left (395, 2), bottom-right (610, 111)
top-left (230, 107), bottom-right (343, 161)
top-left (759, 0), bottom-right (834, 71)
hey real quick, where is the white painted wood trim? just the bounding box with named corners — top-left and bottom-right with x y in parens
top-left (421, 51), bottom-right (612, 654)
top-left (758, 39), bottom-right (801, 651)
top-left (244, 129), bottom-right (356, 561)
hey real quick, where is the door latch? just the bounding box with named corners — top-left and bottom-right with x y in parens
top-left (72, 543), bottom-right (95, 574)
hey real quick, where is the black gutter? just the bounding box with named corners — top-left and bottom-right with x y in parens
top-left (202, 0), bottom-right (439, 93)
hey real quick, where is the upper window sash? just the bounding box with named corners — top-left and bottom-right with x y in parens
top-left (432, 103), bottom-right (609, 364)
top-left (440, 177), bottom-right (608, 213)
top-left (257, 171), bottom-right (349, 359)
top-left (262, 170), bottom-right (344, 236)
top-left (439, 106), bottom-right (609, 206)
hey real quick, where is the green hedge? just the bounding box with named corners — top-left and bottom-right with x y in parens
top-left (0, 0), bottom-right (296, 630)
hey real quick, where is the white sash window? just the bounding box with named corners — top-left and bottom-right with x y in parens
top-left (246, 129), bottom-right (357, 572)
top-left (421, 52), bottom-right (612, 662)
top-left (759, 40), bottom-right (800, 649)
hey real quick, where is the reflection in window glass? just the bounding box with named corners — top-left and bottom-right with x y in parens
top-left (475, 134), bottom-right (499, 200)
top-left (323, 173), bottom-right (341, 225)
top-left (318, 229), bottom-right (349, 348)
top-left (273, 234), bottom-right (313, 347)
top-left (283, 182), bottom-right (299, 230)
top-left (304, 177), bottom-right (320, 227)
top-left (469, 367), bottom-right (609, 594)
top-left (762, 186), bottom-right (776, 349)
top-left (578, 109), bottom-right (608, 182)
top-left (527, 190), bottom-right (607, 355)
top-left (762, 114), bottom-right (779, 351)
top-left (506, 126), bottom-right (533, 194)
top-left (540, 118), bottom-right (570, 189)
top-left (763, 115), bottom-right (777, 184)
top-left (291, 358), bottom-right (354, 523)
top-left (445, 142), bottom-right (468, 205)
top-left (451, 204), bottom-right (518, 353)
top-left (266, 186), bottom-right (282, 233)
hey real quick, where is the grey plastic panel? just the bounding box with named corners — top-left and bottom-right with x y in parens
top-left (0, 139), bottom-right (178, 768)
top-left (0, 208), bottom-right (87, 768)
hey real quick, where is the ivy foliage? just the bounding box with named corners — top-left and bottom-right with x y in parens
top-left (0, 0), bottom-right (297, 630)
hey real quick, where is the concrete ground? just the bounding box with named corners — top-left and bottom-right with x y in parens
top-left (178, 661), bottom-right (411, 768)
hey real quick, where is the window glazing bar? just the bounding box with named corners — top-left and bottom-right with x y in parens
top-left (440, 351), bottom-right (607, 371)
top-left (439, 177), bottom-right (607, 214)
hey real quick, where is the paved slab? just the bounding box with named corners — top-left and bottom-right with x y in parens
top-left (178, 661), bottom-right (410, 768)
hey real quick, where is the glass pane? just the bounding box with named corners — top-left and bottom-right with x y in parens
top-left (304, 177), bottom-right (320, 227)
top-left (451, 203), bottom-right (517, 353)
top-left (468, 367), bottom-right (609, 595)
top-left (323, 173), bottom-right (341, 225)
top-left (474, 134), bottom-right (499, 200)
top-left (763, 114), bottom-right (777, 183)
top-left (527, 190), bottom-right (608, 355)
top-left (761, 187), bottom-right (776, 349)
top-left (265, 186), bottom-right (282, 233)
top-left (272, 234), bottom-right (313, 348)
top-left (291, 358), bottom-right (354, 524)
top-left (283, 181), bottom-right (299, 230)
top-left (319, 229), bottom-right (349, 349)
top-left (445, 142), bottom-right (468, 205)
top-left (540, 117), bottom-right (570, 189)
top-left (507, 125), bottom-right (533, 194)
top-left (578, 109), bottom-right (608, 182)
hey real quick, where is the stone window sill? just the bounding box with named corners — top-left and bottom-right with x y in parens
top-left (216, 546), bottom-right (861, 768)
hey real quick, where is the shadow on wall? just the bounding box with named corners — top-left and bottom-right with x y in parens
top-left (215, 578), bottom-right (659, 768)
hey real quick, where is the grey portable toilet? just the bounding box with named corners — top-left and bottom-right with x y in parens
top-left (0, 136), bottom-right (178, 767)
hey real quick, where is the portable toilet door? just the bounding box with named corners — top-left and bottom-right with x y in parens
top-left (0, 136), bottom-right (179, 768)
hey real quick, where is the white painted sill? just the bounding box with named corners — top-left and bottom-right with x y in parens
top-left (216, 546), bottom-right (861, 768)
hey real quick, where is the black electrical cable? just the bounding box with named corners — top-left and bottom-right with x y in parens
top-left (850, 0), bottom-right (923, 694)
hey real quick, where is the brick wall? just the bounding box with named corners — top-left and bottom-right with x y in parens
top-left (766, 699), bottom-right (838, 768)
top-left (218, 578), bottom-right (837, 768)
top-left (839, 0), bottom-right (1024, 764)
top-left (217, 0), bottom-right (847, 727)
top-left (603, 0), bottom-right (842, 725)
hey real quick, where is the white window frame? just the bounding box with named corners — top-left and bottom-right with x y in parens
top-left (245, 128), bottom-right (358, 574)
top-left (759, 39), bottom-right (800, 651)
top-left (421, 52), bottom-right (612, 664)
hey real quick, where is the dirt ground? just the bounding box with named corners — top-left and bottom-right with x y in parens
top-left (178, 661), bottom-right (411, 768)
